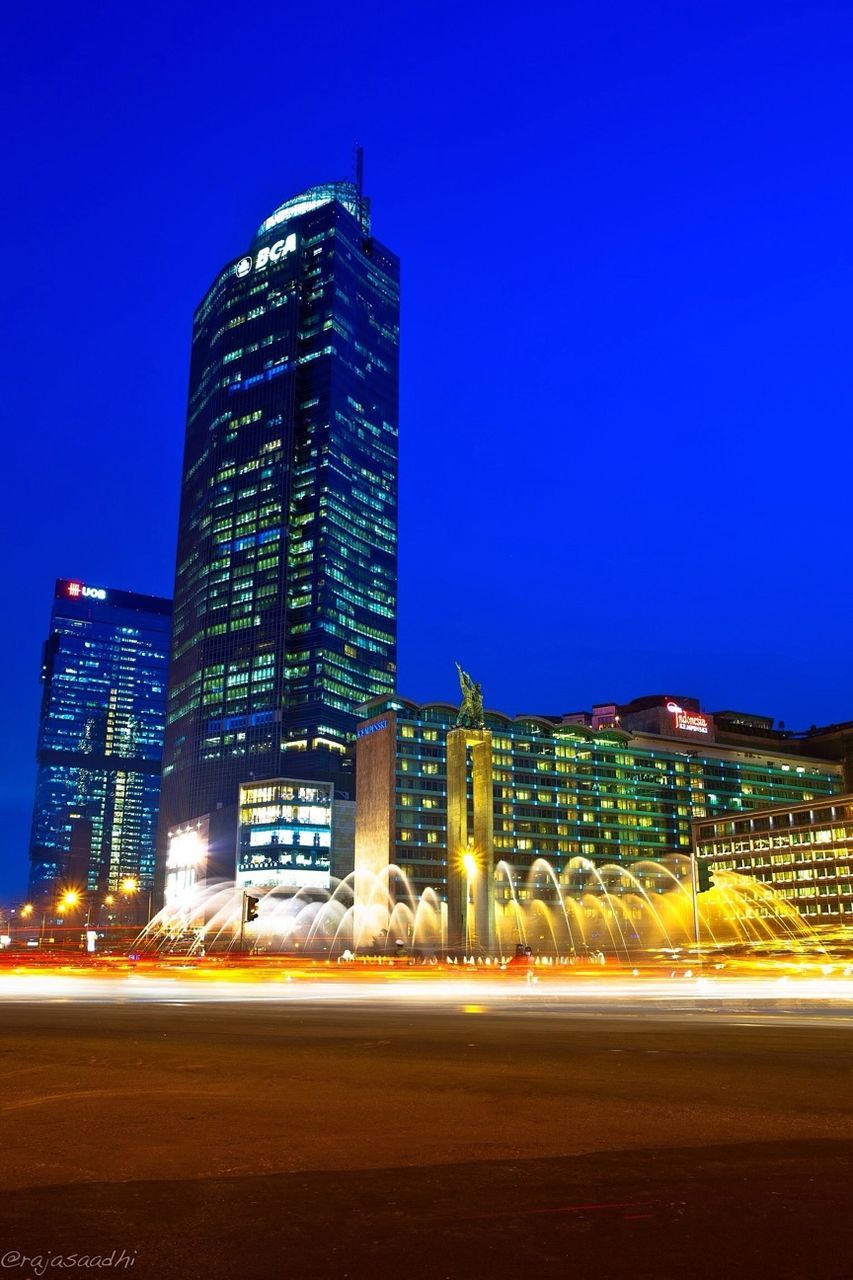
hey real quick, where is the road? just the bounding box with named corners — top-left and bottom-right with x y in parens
top-left (1, 985), bottom-right (852, 1279)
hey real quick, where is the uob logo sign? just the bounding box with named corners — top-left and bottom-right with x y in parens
top-left (66, 582), bottom-right (107, 601)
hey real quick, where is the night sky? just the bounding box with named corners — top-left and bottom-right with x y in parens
top-left (2, 1), bottom-right (852, 898)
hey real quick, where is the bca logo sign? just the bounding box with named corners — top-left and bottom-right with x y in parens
top-left (235, 233), bottom-right (297, 278)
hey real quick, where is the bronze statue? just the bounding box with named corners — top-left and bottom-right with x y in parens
top-left (455, 661), bottom-right (485, 729)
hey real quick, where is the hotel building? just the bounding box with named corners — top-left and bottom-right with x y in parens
top-left (354, 693), bottom-right (844, 903)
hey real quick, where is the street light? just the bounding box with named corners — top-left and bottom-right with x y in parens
top-left (20, 903), bottom-right (34, 919)
top-left (53, 890), bottom-right (85, 949)
top-left (689, 852), bottom-right (702, 971)
top-left (461, 846), bottom-right (478, 954)
top-left (120, 876), bottom-right (152, 925)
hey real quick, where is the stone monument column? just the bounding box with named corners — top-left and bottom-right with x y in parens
top-left (446, 664), bottom-right (495, 954)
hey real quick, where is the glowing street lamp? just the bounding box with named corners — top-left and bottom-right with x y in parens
top-left (461, 846), bottom-right (478, 953)
top-left (59, 890), bottom-right (81, 911)
top-left (20, 904), bottom-right (34, 919)
top-left (120, 876), bottom-right (152, 925)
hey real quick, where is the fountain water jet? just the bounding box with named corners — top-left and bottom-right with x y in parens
top-left (135, 856), bottom-right (826, 960)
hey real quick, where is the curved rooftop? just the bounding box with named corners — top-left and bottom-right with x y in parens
top-left (254, 181), bottom-right (367, 243)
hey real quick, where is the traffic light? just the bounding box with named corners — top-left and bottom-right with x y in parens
top-left (695, 857), bottom-right (712, 894)
top-left (244, 895), bottom-right (260, 923)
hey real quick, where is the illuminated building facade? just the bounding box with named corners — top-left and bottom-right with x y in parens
top-left (27, 580), bottom-right (172, 899)
top-left (693, 795), bottom-right (853, 921)
top-left (158, 180), bottom-right (399, 887)
top-left (354, 696), bottom-right (842, 901)
top-left (236, 779), bottom-right (335, 890)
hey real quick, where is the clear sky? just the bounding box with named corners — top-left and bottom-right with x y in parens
top-left (2, 0), bottom-right (852, 898)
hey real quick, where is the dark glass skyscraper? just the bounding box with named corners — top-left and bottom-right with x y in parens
top-left (158, 180), bottom-right (399, 883)
top-left (28, 579), bottom-right (172, 899)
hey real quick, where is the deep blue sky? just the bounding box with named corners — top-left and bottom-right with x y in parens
top-left (2, 1), bottom-right (852, 898)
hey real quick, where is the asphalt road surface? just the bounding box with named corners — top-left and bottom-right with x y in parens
top-left (2, 992), bottom-right (853, 1279)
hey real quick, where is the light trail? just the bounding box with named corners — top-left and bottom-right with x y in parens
top-left (0, 968), bottom-right (853, 1015)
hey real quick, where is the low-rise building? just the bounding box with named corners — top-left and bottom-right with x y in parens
top-left (693, 795), bottom-right (853, 922)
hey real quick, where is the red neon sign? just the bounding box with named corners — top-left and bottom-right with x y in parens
top-left (666, 700), bottom-right (710, 735)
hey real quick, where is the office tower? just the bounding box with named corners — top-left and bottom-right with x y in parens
top-left (28, 579), bottom-right (171, 900)
top-left (158, 179), bottom-right (399, 889)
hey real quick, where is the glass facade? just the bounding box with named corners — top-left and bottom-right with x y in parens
top-left (356, 697), bottom-right (842, 899)
top-left (158, 181), bottom-right (399, 879)
top-left (237, 779), bottom-right (333, 890)
top-left (694, 797), bottom-right (853, 920)
top-left (28, 579), bottom-right (172, 899)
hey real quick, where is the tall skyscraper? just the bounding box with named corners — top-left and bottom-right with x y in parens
top-left (28, 579), bottom-right (172, 900)
top-left (158, 179), bottom-right (399, 890)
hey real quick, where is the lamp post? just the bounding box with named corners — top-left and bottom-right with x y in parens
top-left (462, 848), bottom-right (477, 955)
top-left (58, 889), bottom-right (84, 950)
top-left (18, 903), bottom-right (34, 945)
top-left (689, 853), bottom-right (702, 969)
top-left (121, 877), bottom-right (152, 926)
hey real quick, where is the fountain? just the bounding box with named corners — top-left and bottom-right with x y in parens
top-left (136, 854), bottom-right (823, 960)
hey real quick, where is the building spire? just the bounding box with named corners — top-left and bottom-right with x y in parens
top-left (355, 144), bottom-right (366, 231)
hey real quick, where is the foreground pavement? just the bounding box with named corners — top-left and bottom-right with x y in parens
top-left (1, 984), bottom-right (852, 1278)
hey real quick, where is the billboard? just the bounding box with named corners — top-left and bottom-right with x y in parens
top-left (164, 819), bottom-right (209, 909)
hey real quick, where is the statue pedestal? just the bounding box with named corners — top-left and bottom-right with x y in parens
top-left (446, 727), bottom-right (494, 954)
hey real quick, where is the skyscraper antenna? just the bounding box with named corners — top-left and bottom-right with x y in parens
top-left (355, 144), bottom-right (365, 229)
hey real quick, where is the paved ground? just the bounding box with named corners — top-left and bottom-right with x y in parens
top-left (2, 994), bottom-right (853, 1278)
